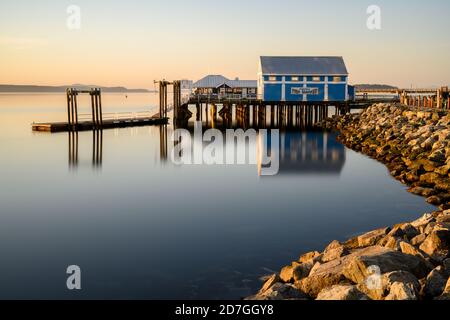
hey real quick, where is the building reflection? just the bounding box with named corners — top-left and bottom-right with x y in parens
top-left (263, 131), bottom-right (346, 176)
top-left (173, 121), bottom-right (346, 176)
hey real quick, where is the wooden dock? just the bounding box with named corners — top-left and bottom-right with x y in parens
top-left (32, 88), bottom-right (168, 133)
top-left (32, 116), bottom-right (168, 132)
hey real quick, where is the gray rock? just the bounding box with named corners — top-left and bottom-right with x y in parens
top-left (292, 261), bottom-right (314, 282)
top-left (247, 282), bottom-right (309, 301)
top-left (385, 282), bottom-right (418, 300)
top-left (422, 266), bottom-right (447, 298)
top-left (316, 285), bottom-right (369, 301)
top-left (342, 246), bottom-right (430, 285)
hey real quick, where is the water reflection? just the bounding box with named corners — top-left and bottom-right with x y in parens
top-left (68, 130), bottom-right (103, 168)
top-left (168, 121), bottom-right (345, 176)
top-left (276, 131), bottom-right (345, 175)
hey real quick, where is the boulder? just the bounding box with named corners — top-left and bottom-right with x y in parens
top-left (435, 164), bottom-right (450, 176)
top-left (419, 230), bottom-right (450, 262)
top-left (358, 270), bottom-right (420, 300)
top-left (260, 274), bottom-right (281, 293)
top-left (295, 247), bottom-right (383, 297)
top-left (280, 265), bottom-right (294, 283)
top-left (421, 266), bottom-right (447, 298)
top-left (298, 251), bottom-right (321, 264)
top-left (385, 282), bottom-right (418, 300)
top-left (322, 241), bottom-right (349, 262)
top-left (382, 236), bottom-right (402, 250)
top-left (399, 241), bottom-right (427, 259)
top-left (408, 186), bottom-right (437, 197)
top-left (411, 233), bottom-right (428, 246)
top-left (247, 282), bottom-right (309, 301)
top-left (292, 261), bottom-right (314, 282)
top-left (410, 213), bottom-right (435, 229)
top-left (388, 224), bottom-right (419, 240)
top-left (342, 246), bottom-right (430, 285)
top-left (316, 285), bottom-right (369, 301)
top-left (357, 228), bottom-right (391, 247)
top-left (419, 172), bottom-right (440, 187)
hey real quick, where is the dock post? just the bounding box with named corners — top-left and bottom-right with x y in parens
top-left (97, 89), bottom-right (103, 127)
top-left (66, 89), bottom-right (72, 129)
top-left (94, 89), bottom-right (100, 128)
top-left (90, 90), bottom-right (96, 128)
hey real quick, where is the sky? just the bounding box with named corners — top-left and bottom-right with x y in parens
top-left (0, 0), bottom-right (449, 89)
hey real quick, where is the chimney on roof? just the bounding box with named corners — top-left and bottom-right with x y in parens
top-left (235, 77), bottom-right (239, 81)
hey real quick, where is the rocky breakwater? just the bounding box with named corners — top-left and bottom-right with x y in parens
top-left (247, 104), bottom-right (450, 300)
top-left (319, 103), bottom-right (450, 210)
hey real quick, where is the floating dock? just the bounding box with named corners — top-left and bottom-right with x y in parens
top-left (32, 88), bottom-right (168, 133)
top-left (32, 116), bottom-right (168, 132)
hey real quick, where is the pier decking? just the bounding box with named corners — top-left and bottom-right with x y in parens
top-left (32, 115), bottom-right (168, 132)
top-left (31, 88), bottom-right (168, 133)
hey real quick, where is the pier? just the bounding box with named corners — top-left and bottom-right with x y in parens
top-left (32, 88), bottom-right (168, 133)
top-left (356, 86), bottom-right (450, 110)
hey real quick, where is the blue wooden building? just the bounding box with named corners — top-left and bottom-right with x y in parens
top-left (257, 56), bottom-right (350, 102)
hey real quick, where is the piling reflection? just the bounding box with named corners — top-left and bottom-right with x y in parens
top-left (68, 130), bottom-right (103, 169)
top-left (68, 131), bottom-right (78, 168)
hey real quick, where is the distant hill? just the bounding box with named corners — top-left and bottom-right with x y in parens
top-left (0, 84), bottom-right (152, 93)
top-left (354, 84), bottom-right (398, 90)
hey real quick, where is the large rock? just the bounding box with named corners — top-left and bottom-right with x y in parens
top-left (342, 246), bottom-right (430, 285)
top-left (411, 233), bottom-right (428, 246)
top-left (385, 282), bottom-right (418, 300)
top-left (296, 246), bottom-right (414, 298)
top-left (436, 278), bottom-right (450, 300)
top-left (399, 241), bottom-right (427, 259)
top-left (247, 282), bottom-right (309, 301)
top-left (298, 251), bottom-right (321, 264)
top-left (419, 229), bottom-right (450, 261)
top-left (358, 270), bottom-right (420, 300)
top-left (316, 285), bottom-right (368, 301)
top-left (421, 266), bottom-right (447, 298)
top-left (322, 241), bottom-right (349, 262)
top-left (292, 261), bottom-right (315, 282)
top-left (260, 274), bottom-right (281, 293)
top-left (279, 265), bottom-right (294, 283)
top-left (410, 213), bottom-right (435, 229)
top-left (357, 228), bottom-right (391, 247)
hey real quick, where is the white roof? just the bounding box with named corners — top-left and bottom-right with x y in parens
top-left (193, 75), bottom-right (257, 88)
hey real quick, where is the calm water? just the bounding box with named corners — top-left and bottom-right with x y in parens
top-left (0, 93), bottom-right (434, 299)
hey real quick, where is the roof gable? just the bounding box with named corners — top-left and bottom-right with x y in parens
top-left (260, 56), bottom-right (348, 75)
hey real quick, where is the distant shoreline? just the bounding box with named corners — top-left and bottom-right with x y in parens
top-left (0, 84), bottom-right (154, 93)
